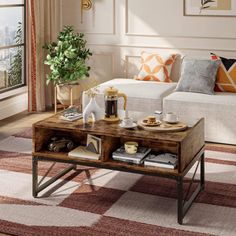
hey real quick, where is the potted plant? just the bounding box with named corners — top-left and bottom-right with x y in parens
top-left (44, 26), bottom-right (92, 105)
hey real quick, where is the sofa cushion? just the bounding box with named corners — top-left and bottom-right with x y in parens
top-left (134, 52), bottom-right (177, 82)
top-left (211, 53), bottom-right (236, 93)
top-left (164, 91), bottom-right (236, 106)
top-left (163, 92), bottom-right (236, 144)
top-left (175, 58), bottom-right (220, 95)
top-left (83, 78), bottom-right (177, 114)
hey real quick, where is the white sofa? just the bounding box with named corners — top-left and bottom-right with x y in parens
top-left (83, 66), bottom-right (236, 145)
top-left (163, 92), bottom-right (236, 144)
top-left (82, 78), bottom-right (177, 119)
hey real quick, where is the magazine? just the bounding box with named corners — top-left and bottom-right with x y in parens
top-left (144, 152), bottom-right (178, 169)
top-left (60, 106), bottom-right (83, 121)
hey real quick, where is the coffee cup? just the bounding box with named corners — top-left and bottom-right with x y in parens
top-left (165, 112), bottom-right (178, 123)
top-left (125, 141), bottom-right (138, 154)
top-left (122, 117), bottom-right (133, 127)
top-left (147, 116), bottom-right (157, 124)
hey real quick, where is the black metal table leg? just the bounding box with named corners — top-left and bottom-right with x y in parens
top-left (200, 153), bottom-right (205, 190)
top-left (32, 156), bottom-right (76, 198)
top-left (177, 177), bottom-right (184, 225)
top-left (176, 151), bottom-right (205, 225)
top-left (32, 156), bottom-right (38, 198)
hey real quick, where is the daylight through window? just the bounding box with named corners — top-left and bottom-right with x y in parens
top-left (0, 0), bottom-right (25, 93)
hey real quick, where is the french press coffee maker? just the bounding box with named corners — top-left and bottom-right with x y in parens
top-left (104, 86), bottom-right (127, 122)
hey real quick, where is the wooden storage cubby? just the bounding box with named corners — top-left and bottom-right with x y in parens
top-left (33, 126), bottom-right (118, 162)
top-left (33, 127), bottom-right (179, 167)
top-left (100, 135), bottom-right (180, 169)
top-left (120, 137), bottom-right (179, 154)
top-left (33, 128), bottom-right (180, 168)
top-left (33, 127), bottom-right (87, 154)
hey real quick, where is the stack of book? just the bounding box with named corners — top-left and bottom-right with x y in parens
top-left (144, 152), bottom-right (178, 169)
top-left (112, 146), bottom-right (151, 164)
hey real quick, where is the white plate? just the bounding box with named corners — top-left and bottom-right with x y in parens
top-left (162, 119), bottom-right (179, 124)
top-left (119, 122), bottom-right (138, 129)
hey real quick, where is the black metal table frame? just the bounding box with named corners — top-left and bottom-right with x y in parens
top-left (32, 147), bottom-right (205, 225)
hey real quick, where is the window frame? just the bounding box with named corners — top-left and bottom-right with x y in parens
top-left (0, 1), bottom-right (26, 94)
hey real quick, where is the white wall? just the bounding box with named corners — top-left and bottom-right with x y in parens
top-left (0, 89), bottom-right (28, 120)
top-left (62, 0), bottom-right (236, 82)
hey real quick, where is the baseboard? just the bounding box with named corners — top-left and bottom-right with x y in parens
top-left (0, 92), bottom-right (28, 120)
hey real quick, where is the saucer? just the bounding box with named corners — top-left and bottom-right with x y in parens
top-left (163, 118), bottom-right (179, 124)
top-left (119, 122), bottom-right (138, 129)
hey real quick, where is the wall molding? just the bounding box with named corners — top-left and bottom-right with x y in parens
top-left (125, 0), bottom-right (236, 40)
top-left (86, 51), bottom-right (116, 82)
top-left (125, 33), bottom-right (236, 41)
top-left (125, 55), bottom-right (139, 78)
top-left (89, 52), bottom-right (116, 79)
top-left (66, 0), bottom-right (116, 35)
top-left (81, 0), bottom-right (116, 36)
top-left (88, 43), bottom-right (236, 53)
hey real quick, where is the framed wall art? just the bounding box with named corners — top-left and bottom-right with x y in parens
top-left (184, 0), bottom-right (236, 16)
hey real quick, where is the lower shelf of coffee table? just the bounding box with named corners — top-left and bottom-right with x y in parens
top-left (33, 151), bottom-right (179, 177)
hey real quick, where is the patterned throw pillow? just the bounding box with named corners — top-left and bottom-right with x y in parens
top-left (211, 53), bottom-right (236, 93)
top-left (135, 52), bottom-right (177, 82)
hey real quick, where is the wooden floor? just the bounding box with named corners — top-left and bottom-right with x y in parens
top-left (0, 111), bottom-right (53, 141)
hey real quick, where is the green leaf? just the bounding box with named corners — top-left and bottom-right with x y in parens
top-left (43, 25), bottom-right (92, 84)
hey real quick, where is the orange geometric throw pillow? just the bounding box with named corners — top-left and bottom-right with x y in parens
top-left (211, 53), bottom-right (236, 93)
top-left (135, 52), bottom-right (177, 82)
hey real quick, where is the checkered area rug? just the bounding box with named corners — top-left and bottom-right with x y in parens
top-left (0, 128), bottom-right (236, 236)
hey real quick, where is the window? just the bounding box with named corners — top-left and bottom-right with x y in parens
top-left (0, 0), bottom-right (26, 93)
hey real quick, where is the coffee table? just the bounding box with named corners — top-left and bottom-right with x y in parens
top-left (32, 115), bottom-right (205, 224)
